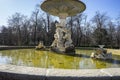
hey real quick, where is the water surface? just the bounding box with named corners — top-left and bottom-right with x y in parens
top-left (0, 49), bottom-right (120, 69)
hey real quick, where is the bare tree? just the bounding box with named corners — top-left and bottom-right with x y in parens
top-left (8, 13), bottom-right (27, 46)
top-left (92, 12), bottom-right (109, 45)
top-left (0, 26), bottom-right (8, 45)
top-left (116, 14), bottom-right (120, 48)
top-left (92, 12), bottom-right (109, 28)
top-left (30, 9), bottom-right (39, 45)
top-left (107, 21), bottom-right (116, 48)
top-left (74, 13), bottom-right (87, 46)
top-left (21, 19), bottom-right (30, 45)
top-left (1, 8), bottom-right (120, 48)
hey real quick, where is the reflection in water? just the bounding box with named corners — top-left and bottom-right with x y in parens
top-left (0, 49), bottom-right (120, 69)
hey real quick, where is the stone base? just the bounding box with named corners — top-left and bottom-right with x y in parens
top-left (35, 47), bottom-right (48, 51)
top-left (65, 46), bottom-right (75, 53)
top-left (51, 47), bottom-right (75, 55)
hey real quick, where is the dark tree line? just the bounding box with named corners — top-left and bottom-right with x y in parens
top-left (0, 8), bottom-right (120, 48)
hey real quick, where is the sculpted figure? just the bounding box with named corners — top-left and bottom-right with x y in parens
top-left (91, 47), bottom-right (112, 60)
top-left (63, 28), bottom-right (74, 48)
top-left (51, 23), bottom-right (75, 53)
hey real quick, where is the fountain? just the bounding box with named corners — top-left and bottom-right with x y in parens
top-left (41, 0), bottom-right (86, 55)
top-left (0, 1), bottom-right (120, 80)
top-left (91, 45), bottom-right (112, 60)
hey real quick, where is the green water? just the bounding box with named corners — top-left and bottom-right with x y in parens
top-left (0, 49), bottom-right (120, 69)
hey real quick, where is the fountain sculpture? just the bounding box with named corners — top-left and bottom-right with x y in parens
top-left (91, 45), bottom-right (112, 60)
top-left (36, 41), bottom-right (46, 50)
top-left (41, 0), bottom-right (86, 54)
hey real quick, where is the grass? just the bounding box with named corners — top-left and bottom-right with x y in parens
top-left (107, 49), bottom-right (120, 55)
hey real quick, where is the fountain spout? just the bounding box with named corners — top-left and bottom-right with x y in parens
top-left (98, 45), bottom-right (105, 49)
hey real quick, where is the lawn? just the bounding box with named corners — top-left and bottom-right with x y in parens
top-left (107, 49), bottom-right (120, 55)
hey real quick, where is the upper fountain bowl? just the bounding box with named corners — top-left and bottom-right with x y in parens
top-left (41, 0), bottom-right (86, 17)
top-left (98, 45), bottom-right (105, 49)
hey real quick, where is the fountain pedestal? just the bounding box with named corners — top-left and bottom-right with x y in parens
top-left (51, 25), bottom-right (75, 54)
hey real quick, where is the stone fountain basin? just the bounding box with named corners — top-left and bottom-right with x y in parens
top-left (0, 64), bottom-right (120, 80)
top-left (0, 47), bottom-right (120, 80)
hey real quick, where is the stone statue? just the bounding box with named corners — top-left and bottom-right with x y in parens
top-left (63, 28), bottom-right (73, 48)
top-left (36, 41), bottom-right (46, 50)
top-left (51, 34), bottom-right (58, 47)
top-left (91, 45), bottom-right (112, 60)
top-left (51, 23), bottom-right (75, 54)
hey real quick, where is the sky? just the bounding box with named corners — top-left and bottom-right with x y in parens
top-left (0, 0), bottom-right (120, 26)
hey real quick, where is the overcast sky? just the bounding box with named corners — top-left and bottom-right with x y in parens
top-left (0, 0), bottom-right (120, 26)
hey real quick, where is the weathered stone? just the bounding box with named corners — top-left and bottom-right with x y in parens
top-left (0, 64), bottom-right (120, 80)
top-left (0, 64), bottom-right (46, 80)
top-left (51, 26), bottom-right (75, 54)
top-left (46, 69), bottom-right (111, 80)
top-left (65, 46), bottom-right (75, 54)
top-left (91, 45), bottom-right (112, 60)
top-left (101, 68), bottom-right (120, 76)
top-left (36, 41), bottom-right (48, 51)
top-left (101, 68), bottom-right (120, 80)
top-left (41, 0), bottom-right (86, 17)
